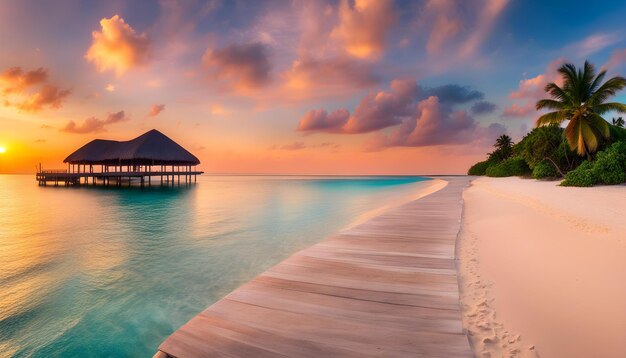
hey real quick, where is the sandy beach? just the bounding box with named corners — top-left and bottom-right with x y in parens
top-left (459, 177), bottom-right (626, 357)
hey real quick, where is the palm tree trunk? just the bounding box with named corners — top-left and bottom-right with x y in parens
top-left (544, 157), bottom-right (565, 177)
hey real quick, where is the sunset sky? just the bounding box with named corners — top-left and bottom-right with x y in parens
top-left (1, 0), bottom-right (626, 174)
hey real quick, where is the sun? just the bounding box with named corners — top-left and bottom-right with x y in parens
top-left (0, 146), bottom-right (6, 154)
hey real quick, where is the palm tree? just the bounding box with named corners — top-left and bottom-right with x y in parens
top-left (494, 134), bottom-right (513, 150)
top-left (488, 134), bottom-right (513, 162)
top-left (536, 61), bottom-right (626, 158)
top-left (613, 117), bottom-right (625, 128)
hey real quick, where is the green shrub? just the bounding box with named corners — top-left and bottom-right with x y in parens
top-left (593, 142), bottom-right (626, 184)
top-left (485, 157), bottom-right (531, 177)
top-left (468, 160), bottom-right (493, 175)
top-left (561, 161), bottom-right (598, 187)
top-left (532, 159), bottom-right (560, 179)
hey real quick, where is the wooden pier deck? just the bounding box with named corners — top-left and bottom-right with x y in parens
top-left (35, 170), bottom-right (203, 186)
top-left (156, 177), bottom-right (472, 357)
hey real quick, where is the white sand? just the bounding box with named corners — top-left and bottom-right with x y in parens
top-left (458, 177), bottom-right (626, 358)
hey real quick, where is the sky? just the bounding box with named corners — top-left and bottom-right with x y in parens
top-left (1, 0), bottom-right (626, 174)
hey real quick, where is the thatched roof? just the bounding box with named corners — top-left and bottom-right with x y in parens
top-left (64, 129), bottom-right (200, 165)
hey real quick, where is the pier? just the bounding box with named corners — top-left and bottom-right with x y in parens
top-left (155, 177), bottom-right (472, 357)
top-left (36, 129), bottom-right (203, 187)
top-left (36, 166), bottom-right (203, 186)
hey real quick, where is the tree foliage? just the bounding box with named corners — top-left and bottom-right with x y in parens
top-left (536, 61), bottom-right (626, 157)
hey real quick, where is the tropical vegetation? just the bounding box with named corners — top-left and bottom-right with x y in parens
top-left (468, 61), bottom-right (626, 187)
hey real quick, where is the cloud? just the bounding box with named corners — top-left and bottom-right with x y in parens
top-left (502, 102), bottom-right (535, 118)
top-left (0, 67), bottom-right (70, 112)
top-left (459, 0), bottom-right (508, 58)
top-left (106, 84), bottom-right (115, 92)
top-left (566, 32), bottom-right (621, 58)
top-left (471, 101), bottom-right (497, 115)
top-left (296, 77), bottom-right (501, 150)
top-left (423, 84), bottom-right (483, 104)
top-left (280, 141), bottom-right (306, 151)
top-left (86, 15), bottom-right (151, 75)
top-left (604, 48), bottom-right (626, 70)
top-left (503, 57), bottom-right (565, 118)
top-left (367, 97), bottom-right (507, 150)
top-left (15, 85), bottom-right (71, 112)
top-left (297, 108), bottom-right (350, 133)
top-left (423, 0), bottom-right (463, 55)
top-left (331, 0), bottom-right (397, 59)
top-left (202, 42), bottom-right (272, 92)
top-left (0, 67), bottom-right (47, 94)
top-left (61, 110), bottom-right (129, 134)
top-left (284, 56), bottom-right (379, 93)
top-left (34, 139), bottom-right (46, 143)
top-left (148, 104), bottom-right (165, 117)
top-left (298, 79), bottom-right (489, 134)
top-left (382, 96), bottom-right (476, 146)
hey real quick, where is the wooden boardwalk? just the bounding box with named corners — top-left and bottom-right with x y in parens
top-left (156, 177), bottom-right (472, 357)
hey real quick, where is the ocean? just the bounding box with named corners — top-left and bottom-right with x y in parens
top-left (0, 175), bottom-right (429, 357)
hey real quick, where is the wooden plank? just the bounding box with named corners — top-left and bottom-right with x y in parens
top-left (157, 177), bottom-right (472, 357)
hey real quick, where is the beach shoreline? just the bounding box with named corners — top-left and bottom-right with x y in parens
top-left (458, 177), bottom-right (626, 357)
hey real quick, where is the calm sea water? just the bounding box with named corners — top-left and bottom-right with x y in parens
top-left (0, 174), bottom-right (429, 357)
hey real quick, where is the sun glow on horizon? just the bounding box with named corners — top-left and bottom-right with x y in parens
top-left (0, 146), bottom-right (6, 154)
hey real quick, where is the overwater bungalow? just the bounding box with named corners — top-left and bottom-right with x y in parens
top-left (36, 129), bottom-right (203, 186)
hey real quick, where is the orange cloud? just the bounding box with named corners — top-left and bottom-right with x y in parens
top-left (0, 67), bottom-right (70, 112)
top-left (331, 0), bottom-right (397, 60)
top-left (86, 15), bottom-right (151, 75)
top-left (61, 111), bottom-right (129, 134)
top-left (0, 67), bottom-right (47, 94)
top-left (148, 104), bottom-right (165, 117)
top-left (15, 85), bottom-right (71, 112)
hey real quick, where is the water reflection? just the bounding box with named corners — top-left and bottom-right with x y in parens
top-left (0, 175), bottom-right (429, 356)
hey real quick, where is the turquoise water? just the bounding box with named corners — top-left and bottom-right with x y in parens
top-left (0, 175), bottom-right (429, 357)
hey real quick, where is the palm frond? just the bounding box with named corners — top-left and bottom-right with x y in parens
top-left (564, 119), bottom-right (581, 153)
top-left (536, 98), bottom-right (566, 111)
top-left (592, 102), bottom-right (626, 115)
top-left (536, 111), bottom-right (567, 126)
top-left (581, 61), bottom-right (597, 100)
top-left (587, 76), bottom-right (626, 106)
top-left (588, 113), bottom-right (610, 139)
top-left (589, 69), bottom-right (607, 94)
top-left (543, 83), bottom-right (572, 103)
top-left (580, 120), bottom-right (599, 153)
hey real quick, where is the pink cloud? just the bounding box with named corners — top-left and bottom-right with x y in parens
top-left (297, 108), bottom-right (350, 133)
top-left (503, 57), bottom-right (566, 118)
top-left (148, 104), bottom-right (165, 117)
top-left (202, 42), bottom-right (272, 92)
top-left (284, 56), bottom-right (379, 94)
top-left (459, 0), bottom-right (509, 58)
top-left (604, 48), bottom-right (626, 71)
top-left (297, 78), bottom-right (499, 148)
top-left (567, 33), bottom-right (620, 57)
top-left (502, 102), bottom-right (535, 118)
top-left (62, 110), bottom-right (129, 134)
top-left (423, 0), bottom-right (463, 55)
top-left (86, 15), bottom-right (151, 75)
